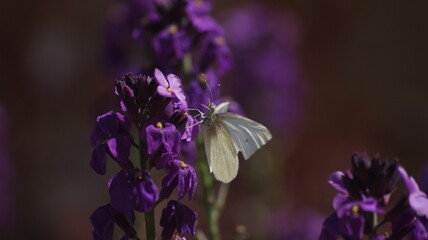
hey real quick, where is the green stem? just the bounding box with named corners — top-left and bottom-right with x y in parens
top-left (196, 136), bottom-right (223, 240)
top-left (138, 128), bottom-right (156, 240)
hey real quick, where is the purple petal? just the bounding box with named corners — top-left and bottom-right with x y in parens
top-left (107, 135), bottom-right (131, 163)
top-left (157, 85), bottom-right (174, 98)
top-left (328, 171), bottom-right (347, 193)
top-left (154, 68), bottom-right (168, 87)
top-left (145, 125), bottom-right (163, 155)
top-left (409, 192), bottom-right (428, 218)
top-left (108, 171), bottom-right (135, 216)
top-left (399, 166), bottom-right (421, 193)
top-left (90, 204), bottom-right (115, 240)
top-left (97, 111), bottom-right (120, 135)
top-left (91, 145), bottom-right (107, 175)
top-left (161, 124), bottom-right (181, 153)
top-left (135, 175), bottom-right (159, 212)
top-left (332, 193), bottom-right (349, 210)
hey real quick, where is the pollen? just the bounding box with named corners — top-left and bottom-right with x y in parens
top-left (351, 205), bottom-right (359, 214)
top-left (135, 172), bottom-right (142, 180)
top-left (180, 161), bottom-right (187, 169)
top-left (214, 36), bottom-right (225, 46)
top-left (168, 24), bottom-right (178, 35)
top-left (198, 73), bottom-right (207, 84)
top-left (167, 87), bottom-right (173, 92)
top-left (156, 122), bottom-right (163, 129)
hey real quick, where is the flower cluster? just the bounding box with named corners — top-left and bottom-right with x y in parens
top-left (320, 152), bottom-right (428, 240)
top-left (105, 0), bottom-right (232, 109)
top-left (90, 69), bottom-right (199, 240)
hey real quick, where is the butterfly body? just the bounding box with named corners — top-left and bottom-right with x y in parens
top-left (201, 102), bottom-right (272, 183)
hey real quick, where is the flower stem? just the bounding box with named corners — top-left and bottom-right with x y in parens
top-left (196, 136), bottom-right (227, 240)
top-left (138, 130), bottom-right (156, 240)
top-left (144, 209), bottom-right (156, 240)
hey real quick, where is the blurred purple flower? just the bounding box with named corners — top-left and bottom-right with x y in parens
top-left (265, 209), bottom-right (323, 240)
top-left (90, 204), bottom-right (137, 240)
top-left (221, 4), bottom-right (306, 133)
top-left (185, 0), bottom-right (217, 32)
top-left (104, 0), bottom-right (231, 81)
top-left (90, 111), bottom-right (133, 175)
top-left (160, 200), bottom-right (198, 240)
top-left (160, 160), bottom-right (197, 200)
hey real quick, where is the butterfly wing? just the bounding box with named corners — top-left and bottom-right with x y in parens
top-left (219, 113), bottom-right (272, 160)
top-left (203, 120), bottom-right (239, 183)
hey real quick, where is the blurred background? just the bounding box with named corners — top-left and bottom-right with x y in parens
top-left (1, 0), bottom-right (428, 239)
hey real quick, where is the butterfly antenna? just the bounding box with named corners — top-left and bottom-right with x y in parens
top-left (200, 73), bottom-right (214, 104)
top-left (200, 103), bottom-right (210, 110)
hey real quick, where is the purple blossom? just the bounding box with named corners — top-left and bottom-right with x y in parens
top-left (114, 73), bottom-right (153, 122)
top-left (154, 68), bottom-right (186, 104)
top-left (152, 25), bottom-right (191, 61)
top-left (143, 121), bottom-right (181, 170)
top-left (327, 153), bottom-right (400, 208)
top-left (109, 170), bottom-right (159, 218)
top-left (160, 200), bottom-right (198, 240)
top-left (185, 0), bottom-right (217, 32)
top-left (197, 25), bottom-right (232, 74)
top-left (399, 166), bottom-right (428, 218)
top-left (320, 199), bottom-right (383, 240)
top-left (90, 111), bottom-right (132, 175)
top-left (90, 204), bottom-right (137, 240)
top-left (160, 160), bottom-right (197, 200)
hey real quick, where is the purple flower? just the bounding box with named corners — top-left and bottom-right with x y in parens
top-left (152, 25), bottom-right (191, 61)
top-left (328, 153), bottom-right (400, 208)
top-left (109, 170), bottom-right (159, 219)
top-left (154, 68), bottom-right (186, 104)
top-left (160, 160), bottom-right (197, 200)
top-left (143, 121), bottom-right (181, 169)
top-left (181, 114), bottom-right (200, 142)
top-left (197, 25), bottom-right (232, 74)
top-left (414, 218), bottom-right (428, 240)
top-left (185, 0), bottom-right (217, 32)
top-left (351, 153), bottom-right (400, 201)
top-left (90, 204), bottom-right (137, 240)
top-left (114, 73), bottom-right (153, 123)
top-left (90, 111), bottom-right (132, 175)
top-left (160, 200), bottom-right (198, 240)
top-left (320, 198), bottom-right (383, 240)
top-left (399, 166), bottom-right (428, 218)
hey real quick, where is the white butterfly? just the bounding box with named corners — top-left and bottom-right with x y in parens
top-left (201, 102), bottom-right (272, 183)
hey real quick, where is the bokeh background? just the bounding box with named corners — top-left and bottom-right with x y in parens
top-left (1, 0), bottom-right (428, 239)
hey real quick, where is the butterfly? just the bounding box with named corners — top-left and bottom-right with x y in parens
top-left (201, 102), bottom-right (272, 183)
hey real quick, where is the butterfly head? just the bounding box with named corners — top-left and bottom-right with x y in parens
top-left (201, 103), bottom-right (218, 125)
